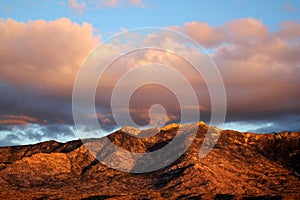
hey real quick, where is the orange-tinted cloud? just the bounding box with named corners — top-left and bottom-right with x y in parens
top-left (78, 19), bottom-right (300, 127)
top-left (171, 22), bottom-right (227, 48)
top-left (0, 17), bottom-right (299, 133)
top-left (0, 115), bottom-right (47, 125)
top-left (0, 18), bottom-right (99, 97)
top-left (68, 0), bottom-right (86, 13)
top-left (277, 20), bottom-right (300, 41)
top-left (175, 18), bottom-right (270, 48)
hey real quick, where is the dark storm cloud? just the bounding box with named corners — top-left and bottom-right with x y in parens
top-left (0, 82), bottom-right (73, 124)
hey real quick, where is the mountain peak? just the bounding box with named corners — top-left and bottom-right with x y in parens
top-left (120, 126), bottom-right (141, 135)
top-left (120, 121), bottom-right (209, 134)
top-left (0, 124), bottom-right (299, 199)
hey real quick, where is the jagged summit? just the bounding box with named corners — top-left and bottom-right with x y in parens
top-left (121, 126), bottom-right (141, 135)
top-left (120, 121), bottom-right (209, 135)
top-left (0, 123), bottom-right (299, 199)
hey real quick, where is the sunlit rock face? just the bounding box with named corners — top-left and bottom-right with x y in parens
top-left (121, 126), bottom-right (141, 135)
top-left (0, 122), bottom-right (299, 199)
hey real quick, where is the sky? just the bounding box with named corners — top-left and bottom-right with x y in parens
top-left (0, 0), bottom-right (300, 146)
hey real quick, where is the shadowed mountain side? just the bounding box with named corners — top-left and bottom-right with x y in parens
top-left (0, 122), bottom-right (299, 199)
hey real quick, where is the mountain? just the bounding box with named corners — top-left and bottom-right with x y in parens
top-left (0, 122), bottom-right (299, 199)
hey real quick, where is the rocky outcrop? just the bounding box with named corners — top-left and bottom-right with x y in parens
top-left (0, 122), bottom-right (299, 199)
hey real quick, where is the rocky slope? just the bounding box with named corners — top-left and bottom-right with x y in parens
top-left (0, 122), bottom-right (299, 199)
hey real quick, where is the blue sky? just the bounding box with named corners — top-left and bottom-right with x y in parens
top-left (1, 0), bottom-right (299, 37)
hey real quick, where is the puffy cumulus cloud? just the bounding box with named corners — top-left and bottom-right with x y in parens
top-left (276, 20), bottom-right (300, 41)
top-left (225, 18), bottom-right (269, 43)
top-left (0, 18), bottom-right (100, 97)
top-left (0, 18), bottom-right (100, 145)
top-left (208, 19), bottom-right (300, 125)
top-left (92, 45), bottom-right (210, 128)
top-left (166, 18), bottom-right (300, 131)
top-left (171, 22), bottom-right (227, 48)
top-left (176, 18), bottom-right (270, 48)
top-left (77, 20), bottom-right (300, 132)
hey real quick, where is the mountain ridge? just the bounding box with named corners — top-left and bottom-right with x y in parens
top-left (0, 122), bottom-right (299, 199)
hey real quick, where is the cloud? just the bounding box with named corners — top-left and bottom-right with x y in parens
top-left (121, 20), bottom-right (300, 124)
top-left (0, 17), bottom-right (300, 146)
top-left (128, 0), bottom-right (148, 7)
top-left (0, 115), bottom-right (47, 125)
top-left (67, 0), bottom-right (149, 12)
top-left (171, 22), bottom-right (227, 48)
top-left (225, 18), bottom-right (269, 43)
top-left (283, 3), bottom-right (297, 13)
top-left (0, 18), bottom-right (99, 96)
top-left (68, 0), bottom-right (86, 13)
top-left (276, 20), bottom-right (300, 41)
top-left (0, 124), bottom-right (77, 146)
top-left (175, 18), bottom-right (269, 48)
top-left (96, 18), bottom-right (300, 129)
top-left (0, 82), bottom-right (74, 126)
top-left (98, 0), bottom-right (148, 8)
top-left (0, 18), bottom-right (99, 136)
top-left (202, 19), bottom-right (300, 124)
top-left (221, 114), bottom-right (300, 133)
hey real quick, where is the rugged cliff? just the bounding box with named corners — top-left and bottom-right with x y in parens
top-left (0, 122), bottom-right (299, 199)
